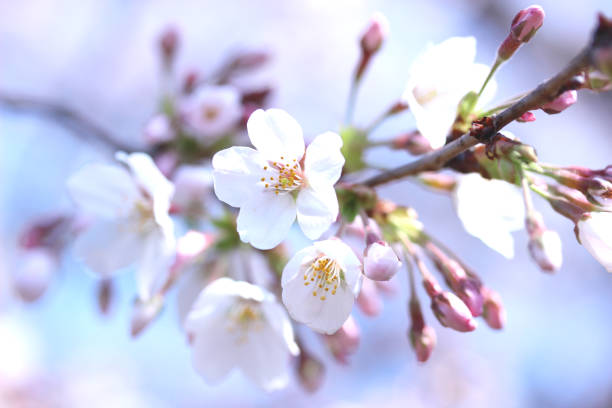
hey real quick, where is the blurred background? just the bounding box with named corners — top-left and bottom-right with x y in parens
top-left (1, 0), bottom-right (612, 407)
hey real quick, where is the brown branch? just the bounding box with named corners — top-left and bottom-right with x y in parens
top-left (362, 21), bottom-right (604, 188)
top-left (0, 93), bottom-right (138, 152)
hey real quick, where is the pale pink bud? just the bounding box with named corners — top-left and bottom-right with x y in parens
top-left (297, 351), bottom-right (325, 393)
top-left (528, 229), bottom-right (563, 272)
top-left (431, 292), bottom-right (477, 332)
top-left (360, 12), bottom-right (389, 56)
top-left (356, 278), bottom-right (383, 317)
top-left (540, 90), bottom-right (577, 114)
top-left (325, 315), bottom-right (360, 364)
top-left (14, 249), bottom-right (57, 302)
top-left (130, 295), bottom-right (164, 337)
top-left (510, 5), bottom-right (545, 43)
top-left (409, 325), bottom-right (436, 363)
top-left (482, 289), bottom-right (506, 330)
top-left (517, 111), bottom-right (536, 122)
top-left (453, 276), bottom-right (484, 317)
top-left (363, 241), bottom-right (401, 281)
top-left (143, 114), bottom-right (175, 145)
top-left (159, 26), bottom-right (180, 66)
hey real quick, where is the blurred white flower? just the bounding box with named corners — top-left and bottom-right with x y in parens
top-left (282, 239), bottom-right (362, 334)
top-left (185, 277), bottom-right (298, 391)
top-left (453, 173), bottom-right (524, 259)
top-left (67, 152), bottom-right (176, 301)
top-left (213, 108), bottom-right (344, 249)
top-left (402, 37), bottom-right (497, 149)
top-left (171, 164), bottom-right (218, 217)
top-left (180, 85), bottom-right (242, 141)
top-left (577, 212), bottom-right (612, 272)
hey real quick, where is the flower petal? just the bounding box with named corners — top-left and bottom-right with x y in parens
top-left (280, 245), bottom-right (319, 287)
top-left (236, 192), bottom-right (296, 250)
top-left (73, 220), bottom-right (143, 277)
top-left (67, 163), bottom-right (139, 219)
top-left (135, 229), bottom-right (176, 301)
top-left (247, 109), bottom-right (304, 161)
top-left (260, 299), bottom-right (300, 356)
top-left (313, 239), bottom-right (362, 292)
top-left (578, 213), bottom-right (612, 272)
top-left (304, 131), bottom-right (344, 189)
top-left (212, 147), bottom-right (268, 208)
top-left (296, 185), bottom-right (338, 240)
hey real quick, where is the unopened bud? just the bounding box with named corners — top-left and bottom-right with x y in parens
top-left (540, 90), bottom-right (577, 114)
top-left (497, 5), bottom-right (545, 60)
top-left (14, 249), bottom-right (57, 302)
top-left (97, 279), bottom-right (114, 315)
top-left (431, 292), bottom-right (477, 332)
top-left (392, 131), bottom-right (433, 155)
top-left (587, 177), bottom-right (612, 207)
top-left (324, 315), bottom-right (360, 364)
top-left (482, 289), bottom-right (506, 330)
top-left (360, 12), bottom-right (389, 56)
top-left (528, 229), bottom-right (563, 272)
top-left (182, 70), bottom-right (199, 94)
top-left (517, 111), bottom-right (536, 122)
top-left (356, 278), bottom-right (382, 317)
top-left (409, 325), bottom-right (436, 363)
top-left (297, 351), bottom-right (325, 393)
top-left (363, 241), bottom-right (401, 281)
top-left (159, 26), bottom-right (180, 67)
top-left (130, 295), bottom-right (164, 337)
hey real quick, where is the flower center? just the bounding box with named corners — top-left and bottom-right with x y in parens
top-left (133, 199), bottom-right (156, 234)
top-left (413, 86), bottom-right (438, 106)
top-left (302, 256), bottom-right (342, 301)
top-left (202, 106), bottom-right (220, 121)
top-left (260, 156), bottom-right (304, 195)
top-left (226, 300), bottom-right (264, 344)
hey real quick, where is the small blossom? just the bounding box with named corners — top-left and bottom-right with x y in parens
top-left (324, 314), bottom-right (360, 364)
top-left (143, 114), bottom-right (175, 145)
top-left (213, 109), bottom-right (344, 249)
top-left (363, 241), bottom-right (402, 281)
top-left (281, 239), bottom-right (362, 334)
top-left (453, 173), bottom-right (525, 259)
top-left (577, 212), bottom-right (612, 272)
top-left (540, 90), bottom-right (577, 114)
top-left (403, 37), bottom-right (497, 149)
top-left (517, 111), bottom-right (536, 122)
top-left (67, 152), bottom-right (176, 301)
top-left (482, 288), bottom-right (506, 330)
top-left (186, 278), bottom-right (299, 391)
top-left (14, 248), bottom-right (57, 302)
top-left (528, 229), bottom-right (563, 272)
top-left (180, 85), bottom-right (242, 141)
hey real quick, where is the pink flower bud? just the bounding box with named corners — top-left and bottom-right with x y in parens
top-left (510, 5), bottom-right (545, 43)
top-left (363, 241), bottom-right (401, 281)
top-left (356, 278), bottom-right (383, 317)
top-left (297, 351), bottom-right (325, 393)
top-left (324, 315), bottom-right (360, 364)
top-left (517, 111), bottom-right (536, 122)
top-left (14, 249), bottom-right (57, 302)
top-left (143, 114), bottom-right (175, 145)
top-left (431, 292), bottom-right (477, 332)
top-left (130, 295), bottom-right (164, 337)
top-left (482, 289), bottom-right (506, 330)
top-left (409, 325), bottom-right (436, 363)
top-left (392, 131), bottom-right (433, 155)
top-left (454, 276), bottom-right (484, 317)
top-left (360, 12), bottom-right (389, 56)
top-left (540, 90), bottom-right (577, 114)
top-left (97, 279), bottom-right (114, 315)
top-left (159, 26), bottom-right (180, 66)
top-left (528, 229), bottom-right (563, 272)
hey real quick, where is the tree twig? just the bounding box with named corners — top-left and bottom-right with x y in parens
top-left (361, 22), bottom-right (603, 188)
top-left (0, 93), bottom-right (138, 152)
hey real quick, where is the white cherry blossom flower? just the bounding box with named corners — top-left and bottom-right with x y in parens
top-left (281, 239), bottom-right (362, 334)
top-left (212, 108), bottom-right (344, 250)
top-left (180, 85), bottom-right (242, 141)
top-left (67, 152), bottom-right (176, 301)
top-left (453, 173), bottom-right (524, 259)
top-left (577, 212), bottom-right (612, 272)
top-left (185, 277), bottom-right (299, 391)
top-left (402, 36), bottom-right (497, 149)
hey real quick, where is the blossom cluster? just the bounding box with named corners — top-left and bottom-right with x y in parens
top-left (7, 6), bottom-right (612, 393)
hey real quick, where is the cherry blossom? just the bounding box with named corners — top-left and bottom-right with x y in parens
top-left (577, 212), bottom-right (612, 272)
top-left (403, 36), bottom-right (497, 149)
top-left (281, 239), bottom-right (362, 334)
top-left (185, 278), bottom-right (299, 391)
top-left (66, 152), bottom-right (176, 301)
top-left (212, 108), bottom-right (344, 249)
